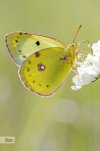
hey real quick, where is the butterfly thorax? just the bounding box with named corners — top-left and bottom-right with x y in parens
top-left (62, 43), bottom-right (78, 64)
top-left (67, 43), bottom-right (78, 53)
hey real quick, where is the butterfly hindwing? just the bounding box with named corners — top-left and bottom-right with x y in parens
top-left (5, 32), bottom-right (66, 66)
top-left (19, 47), bottom-right (74, 96)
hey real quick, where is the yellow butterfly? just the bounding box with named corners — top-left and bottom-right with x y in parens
top-left (5, 25), bottom-right (82, 96)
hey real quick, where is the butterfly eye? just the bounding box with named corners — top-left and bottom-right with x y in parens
top-left (70, 43), bottom-right (78, 50)
top-left (72, 43), bottom-right (77, 46)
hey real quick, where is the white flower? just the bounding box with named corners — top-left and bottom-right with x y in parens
top-left (92, 40), bottom-right (100, 56)
top-left (71, 41), bottom-right (100, 90)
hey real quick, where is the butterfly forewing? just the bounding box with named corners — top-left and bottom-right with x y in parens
top-left (19, 47), bottom-right (75, 96)
top-left (5, 32), bottom-right (66, 66)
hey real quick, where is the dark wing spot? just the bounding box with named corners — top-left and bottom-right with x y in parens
top-left (60, 55), bottom-right (68, 61)
top-left (33, 80), bottom-right (35, 83)
top-left (23, 55), bottom-right (26, 58)
top-left (27, 68), bottom-right (30, 72)
top-left (28, 60), bottom-right (31, 64)
top-left (36, 41), bottom-right (40, 46)
top-left (24, 33), bottom-right (28, 35)
top-left (35, 52), bottom-right (40, 57)
top-left (39, 84), bottom-right (41, 86)
top-left (18, 50), bottom-right (22, 52)
top-left (19, 32), bottom-right (23, 35)
top-left (46, 85), bottom-right (49, 87)
top-left (38, 63), bottom-right (46, 71)
top-left (15, 40), bottom-right (18, 43)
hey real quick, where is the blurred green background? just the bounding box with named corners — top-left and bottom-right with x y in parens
top-left (0, 0), bottom-right (100, 151)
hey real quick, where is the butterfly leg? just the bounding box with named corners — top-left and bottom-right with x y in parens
top-left (72, 66), bottom-right (78, 74)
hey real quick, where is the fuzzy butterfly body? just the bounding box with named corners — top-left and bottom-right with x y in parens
top-left (5, 32), bottom-right (78, 96)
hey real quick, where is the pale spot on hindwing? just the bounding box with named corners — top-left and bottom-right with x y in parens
top-left (37, 63), bottom-right (46, 71)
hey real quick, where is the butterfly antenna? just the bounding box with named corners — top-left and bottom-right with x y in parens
top-left (73, 24), bottom-right (82, 43)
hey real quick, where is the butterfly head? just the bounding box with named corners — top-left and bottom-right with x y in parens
top-left (70, 42), bottom-right (78, 50)
top-left (67, 42), bottom-right (79, 54)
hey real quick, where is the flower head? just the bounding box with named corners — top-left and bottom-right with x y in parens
top-left (71, 41), bottom-right (100, 90)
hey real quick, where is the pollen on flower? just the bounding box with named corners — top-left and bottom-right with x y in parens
top-left (71, 40), bottom-right (100, 90)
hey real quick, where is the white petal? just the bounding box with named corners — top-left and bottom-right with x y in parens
top-left (71, 85), bottom-right (82, 90)
top-left (71, 40), bottom-right (100, 91)
top-left (72, 75), bottom-right (83, 85)
top-left (92, 41), bottom-right (100, 56)
top-left (81, 72), bottom-right (95, 84)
